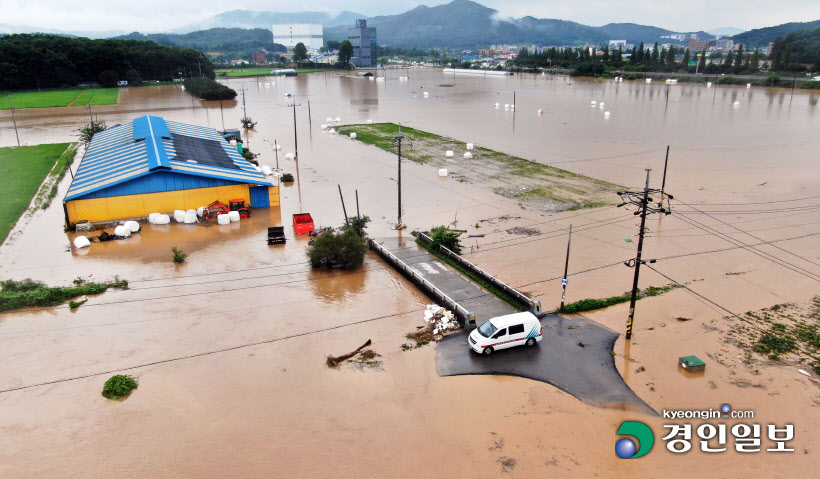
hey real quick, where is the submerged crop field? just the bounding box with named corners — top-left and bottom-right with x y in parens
top-left (337, 122), bottom-right (620, 211)
top-left (0, 88), bottom-right (120, 109)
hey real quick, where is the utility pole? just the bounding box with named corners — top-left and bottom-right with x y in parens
top-left (274, 139), bottom-right (280, 169)
top-left (390, 123), bottom-right (412, 229)
top-left (790, 73), bottom-right (796, 105)
top-left (9, 95), bottom-right (21, 147)
top-left (560, 224), bottom-right (572, 312)
top-left (218, 92), bottom-right (225, 131)
top-left (307, 100), bottom-right (312, 128)
top-left (87, 104), bottom-right (93, 123)
top-left (338, 185), bottom-right (349, 226)
top-left (659, 145), bottom-right (670, 209)
top-left (355, 190), bottom-right (360, 218)
top-left (617, 168), bottom-right (673, 339)
top-left (290, 101), bottom-right (299, 161)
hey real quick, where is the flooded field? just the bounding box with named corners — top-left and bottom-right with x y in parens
top-left (1, 70), bottom-right (818, 477)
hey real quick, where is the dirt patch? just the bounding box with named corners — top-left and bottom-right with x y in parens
top-left (497, 456), bottom-right (517, 472)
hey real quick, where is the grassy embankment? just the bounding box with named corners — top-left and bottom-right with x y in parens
top-left (0, 143), bottom-right (76, 244)
top-left (216, 68), bottom-right (331, 78)
top-left (561, 284), bottom-right (678, 314)
top-left (0, 88), bottom-right (120, 109)
top-left (0, 278), bottom-right (129, 312)
top-left (337, 123), bottom-right (617, 210)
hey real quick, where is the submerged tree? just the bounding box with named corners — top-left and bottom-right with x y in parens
top-left (78, 120), bottom-right (107, 146)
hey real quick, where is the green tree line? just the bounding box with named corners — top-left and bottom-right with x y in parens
top-left (0, 34), bottom-right (216, 91)
top-left (770, 27), bottom-right (820, 72)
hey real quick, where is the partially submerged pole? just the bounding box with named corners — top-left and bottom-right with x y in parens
top-left (560, 224), bottom-right (572, 312)
top-left (338, 185), bottom-right (350, 226)
top-left (9, 95), bottom-right (21, 146)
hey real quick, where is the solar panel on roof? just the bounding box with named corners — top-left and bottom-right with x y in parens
top-left (171, 133), bottom-right (239, 170)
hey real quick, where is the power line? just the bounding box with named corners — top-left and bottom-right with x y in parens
top-left (645, 264), bottom-right (819, 363)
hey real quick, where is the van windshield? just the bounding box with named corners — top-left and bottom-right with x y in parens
top-left (477, 320), bottom-right (497, 338)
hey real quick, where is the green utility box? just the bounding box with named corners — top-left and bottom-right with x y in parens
top-left (679, 355), bottom-right (706, 373)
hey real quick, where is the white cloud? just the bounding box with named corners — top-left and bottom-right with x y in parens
top-left (0, 0), bottom-right (818, 33)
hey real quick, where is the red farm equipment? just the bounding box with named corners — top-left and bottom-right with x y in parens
top-left (292, 213), bottom-right (315, 234)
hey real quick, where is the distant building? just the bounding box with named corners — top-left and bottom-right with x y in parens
top-left (348, 19), bottom-right (377, 68)
top-left (251, 52), bottom-right (267, 64)
top-left (688, 39), bottom-right (709, 53)
top-left (609, 40), bottom-right (627, 49)
top-left (272, 24), bottom-right (323, 50)
top-left (715, 38), bottom-right (734, 50)
top-left (662, 33), bottom-right (699, 42)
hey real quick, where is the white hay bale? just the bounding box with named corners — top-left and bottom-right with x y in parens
top-left (228, 211), bottom-right (241, 222)
top-left (73, 236), bottom-right (91, 249)
top-left (334, 117), bottom-right (341, 122)
top-left (274, 144), bottom-right (281, 150)
top-left (173, 210), bottom-right (185, 222)
top-left (366, 119), bottom-right (373, 124)
top-left (591, 100), bottom-right (596, 105)
top-left (326, 117), bottom-right (332, 123)
top-left (464, 152), bottom-right (473, 159)
top-left (599, 102), bottom-right (605, 108)
top-left (438, 169), bottom-right (448, 177)
top-left (733, 101), bottom-right (740, 107)
top-left (321, 124), bottom-right (327, 129)
top-left (114, 225), bottom-right (130, 237)
top-left (156, 214), bottom-right (171, 224)
top-left (604, 111), bottom-right (611, 117)
top-left (537, 109), bottom-right (544, 115)
top-left (184, 213), bottom-right (197, 224)
top-left (707, 82), bottom-right (712, 87)
top-left (217, 214), bottom-right (231, 225)
top-left (185, 209), bottom-right (196, 216)
top-left (466, 143), bottom-right (474, 150)
top-left (423, 92), bottom-right (429, 98)
top-left (284, 153), bottom-right (295, 159)
top-left (125, 220), bottom-right (140, 233)
top-left (148, 212), bottom-right (161, 224)
top-left (646, 78), bottom-right (652, 83)
top-left (196, 207), bottom-right (205, 217)
top-left (254, 166), bottom-right (262, 172)
top-left (494, 102), bottom-right (499, 108)
top-left (329, 129), bottom-right (336, 135)
top-left (504, 103), bottom-right (510, 109)
top-left (350, 132), bottom-right (357, 139)
top-left (746, 83), bottom-right (751, 88)
top-left (445, 150), bottom-right (454, 158)
top-left (261, 165), bottom-right (273, 176)
top-left (510, 104), bottom-right (515, 109)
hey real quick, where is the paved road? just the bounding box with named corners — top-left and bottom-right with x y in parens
top-left (378, 237), bottom-right (516, 321)
top-left (435, 313), bottom-right (657, 415)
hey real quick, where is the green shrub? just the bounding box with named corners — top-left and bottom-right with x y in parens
top-left (171, 246), bottom-right (187, 263)
top-left (429, 225), bottom-right (462, 254)
top-left (306, 228), bottom-right (368, 269)
top-left (68, 299), bottom-right (87, 309)
top-left (344, 215), bottom-right (371, 238)
top-left (562, 296), bottom-right (631, 314)
top-left (102, 375), bottom-right (138, 400)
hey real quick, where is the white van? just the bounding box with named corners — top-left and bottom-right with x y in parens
top-left (468, 311), bottom-right (542, 355)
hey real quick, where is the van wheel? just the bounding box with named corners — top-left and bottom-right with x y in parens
top-left (482, 347), bottom-right (494, 356)
top-left (525, 338), bottom-right (536, 347)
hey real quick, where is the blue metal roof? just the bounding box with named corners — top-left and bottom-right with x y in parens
top-left (65, 116), bottom-right (274, 201)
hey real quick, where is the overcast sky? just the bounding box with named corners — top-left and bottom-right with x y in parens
top-left (1, 0), bottom-right (819, 33)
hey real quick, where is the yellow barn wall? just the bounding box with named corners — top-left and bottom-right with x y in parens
top-left (269, 186), bottom-right (280, 207)
top-left (66, 185), bottom-right (251, 223)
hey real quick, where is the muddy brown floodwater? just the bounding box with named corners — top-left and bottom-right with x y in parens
top-left (1, 70), bottom-right (818, 477)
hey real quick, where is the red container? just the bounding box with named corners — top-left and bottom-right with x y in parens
top-left (292, 213), bottom-right (315, 234)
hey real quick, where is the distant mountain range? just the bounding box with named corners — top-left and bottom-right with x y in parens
top-left (173, 10), bottom-right (366, 33)
top-left (731, 20), bottom-right (820, 47)
top-left (3, 0), bottom-right (818, 52)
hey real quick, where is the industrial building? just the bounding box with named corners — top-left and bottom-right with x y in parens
top-left (63, 115), bottom-right (279, 224)
top-left (348, 19), bottom-right (377, 68)
top-left (272, 24), bottom-right (324, 50)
